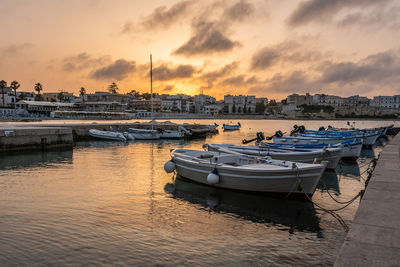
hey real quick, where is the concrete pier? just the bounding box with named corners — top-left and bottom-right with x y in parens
top-left (0, 121), bottom-right (217, 151)
top-left (335, 133), bottom-right (400, 266)
top-left (0, 126), bottom-right (73, 152)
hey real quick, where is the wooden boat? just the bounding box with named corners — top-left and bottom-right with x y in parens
top-left (89, 129), bottom-right (126, 142)
top-left (204, 143), bottom-right (341, 169)
top-left (164, 149), bottom-right (327, 196)
top-left (223, 122), bottom-right (241, 131)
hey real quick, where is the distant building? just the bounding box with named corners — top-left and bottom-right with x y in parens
top-left (16, 100), bottom-right (75, 115)
top-left (194, 94), bottom-right (216, 113)
top-left (42, 92), bottom-right (75, 102)
top-left (371, 96), bottom-right (400, 108)
top-left (203, 104), bottom-right (222, 116)
top-left (160, 94), bottom-right (194, 113)
top-left (131, 98), bottom-right (162, 112)
top-left (224, 95), bottom-right (256, 114)
top-left (0, 87), bottom-right (16, 107)
top-left (287, 93), bottom-right (312, 106)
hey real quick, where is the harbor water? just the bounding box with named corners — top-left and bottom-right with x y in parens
top-left (0, 119), bottom-right (396, 266)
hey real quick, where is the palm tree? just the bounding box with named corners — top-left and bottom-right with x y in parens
top-left (0, 80), bottom-right (7, 107)
top-left (108, 82), bottom-right (118, 94)
top-left (10, 81), bottom-right (20, 108)
top-left (79, 87), bottom-right (86, 102)
top-left (34, 83), bottom-right (43, 101)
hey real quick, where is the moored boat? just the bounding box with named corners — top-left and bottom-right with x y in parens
top-left (164, 149), bottom-right (327, 196)
top-left (273, 135), bottom-right (360, 146)
top-left (89, 129), bottom-right (127, 142)
top-left (261, 139), bottom-right (363, 158)
top-left (204, 143), bottom-right (341, 169)
top-left (128, 128), bottom-right (161, 140)
top-left (160, 126), bottom-right (191, 139)
top-left (298, 131), bottom-right (380, 146)
top-left (223, 122), bottom-right (241, 131)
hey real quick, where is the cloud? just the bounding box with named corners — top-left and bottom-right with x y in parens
top-left (122, 0), bottom-right (195, 33)
top-left (223, 0), bottom-right (254, 22)
top-left (199, 61), bottom-right (239, 87)
top-left (220, 74), bottom-right (260, 87)
top-left (1, 43), bottom-right (34, 55)
top-left (160, 85), bottom-right (175, 92)
top-left (250, 38), bottom-right (328, 70)
top-left (337, 5), bottom-right (400, 29)
top-left (172, 20), bottom-right (240, 57)
top-left (152, 63), bottom-right (197, 81)
top-left (321, 50), bottom-right (400, 85)
top-left (89, 59), bottom-right (136, 80)
top-left (287, 0), bottom-right (381, 27)
top-left (250, 47), bottom-right (280, 70)
top-left (62, 53), bottom-right (111, 72)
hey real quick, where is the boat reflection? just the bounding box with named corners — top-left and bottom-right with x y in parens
top-left (164, 178), bottom-right (322, 235)
top-left (317, 171), bottom-right (340, 194)
top-left (0, 149), bottom-right (73, 170)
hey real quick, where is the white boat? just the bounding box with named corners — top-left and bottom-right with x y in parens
top-left (261, 140), bottom-right (363, 158)
top-left (128, 128), bottom-right (161, 140)
top-left (160, 126), bottom-right (191, 139)
top-left (223, 122), bottom-right (241, 131)
top-left (298, 131), bottom-right (380, 146)
top-left (164, 149), bottom-right (327, 196)
top-left (273, 135), bottom-right (361, 145)
top-left (89, 129), bottom-right (127, 142)
top-left (204, 143), bottom-right (341, 169)
top-left (110, 127), bottom-right (135, 140)
top-left (206, 123), bottom-right (219, 130)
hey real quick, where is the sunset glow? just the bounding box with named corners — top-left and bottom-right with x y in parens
top-left (1, 0), bottom-right (399, 100)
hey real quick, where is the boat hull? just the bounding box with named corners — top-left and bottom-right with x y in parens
top-left (89, 129), bottom-right (126, 142)
top-left (128, 128), bottom-right (161, 140)
top-left (171, 149), bottom-right (326, 195)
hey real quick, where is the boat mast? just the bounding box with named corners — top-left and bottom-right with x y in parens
top-left (150, 54), bottom-right (153, 130)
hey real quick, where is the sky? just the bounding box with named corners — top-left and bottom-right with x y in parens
top-left (1, 0), bottom-right (400, 100)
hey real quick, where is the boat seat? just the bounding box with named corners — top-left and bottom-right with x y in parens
top-left (213, 154), bottom-right (239, 164)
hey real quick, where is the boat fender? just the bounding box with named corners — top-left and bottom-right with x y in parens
top-left (207, 169), bottom-right (220, 184)
top-left (164, 160), bottom-right (176, 173)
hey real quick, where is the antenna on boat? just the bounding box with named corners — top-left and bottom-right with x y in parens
top-left (150, 54), bottom-right (153, 130)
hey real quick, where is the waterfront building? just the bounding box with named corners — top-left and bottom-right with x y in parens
top-left (203, 104), bottom-right (222, 116)
top-left (371, 95), bottom-right (400, 108)
top-left (131, 98), bottom-right (162, 112)
top-left (42, 92), bottom-right (75, 102)
top-left (0, 87), bottom-right (16, 107)
top-left (194, 94), bottom-right (216, 113)
top-left (224, 95), bottom-right (256, 114)
top-left (75, 101), bottom-right (127, 112)
top-left (287, 93), bottom-right (312, 106)
top-left (160, 94), bottom-right (194, 113)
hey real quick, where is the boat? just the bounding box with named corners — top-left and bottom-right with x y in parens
top-left (223, 122), bottom-right (241, 131)
top-left (273, 135), bottom-right (360, 146)
top-left (109, 127), bottom-right (135, 140)
top-left (128, 128), bottom-right (161, 140)
top-left (261, 139), bottom-right (363, 158)
top-left (204, 143), bottom-right (341, 169)
top-left (128, 54), bottom-right (161, 140)
top-left (164, 149), bottom-right (327, 196)
top-left (297, 131), bottom-right (380, 146)
top-left (206, 123), bottom-right (219, 130)
top-left (89, 129), bottom-right (127, 142)
top-left (160, 126), bottom-right (191, 139)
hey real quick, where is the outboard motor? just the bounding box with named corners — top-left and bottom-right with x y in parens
top-left (256, 132), bottom-right (265, 142)
top-left (318, 126), bottom-right (325, 131)
top-left (298, 125), bottom-right (306, 134)
top-left (290, 125), bottom-right (299, 136)
top-left (327, 125), bottom-right (333, 129)
top-left (275, 130), bottom-right (283, 137)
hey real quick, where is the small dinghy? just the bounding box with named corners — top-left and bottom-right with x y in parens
top-left (223, 122), bottom-right (241, 131)
top-left (204, 143), bottom-right (341, 169)
top-left (206, 123), bottom-right (219, 130)
top-left (160, 126), bottom-right (191, 139)
top-left (164, 149), bottom-right (327, 196)
top-left (298, 131), bottom-right (380, 146)
top-left (89, 129), bottom-right (127, 142)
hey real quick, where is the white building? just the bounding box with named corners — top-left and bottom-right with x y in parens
top-left (194, 94), bottom-right (216, 113)
top-left (160, 94), bottom-right (194, 113)
top-left (203, 104), bottom-right (222, 116)
top-left (0, 87), bottom-right (16, 107)
top-left (224, 95), bottom-right (256, 113)
top-left (371, 96), bottom-right (400, 108)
